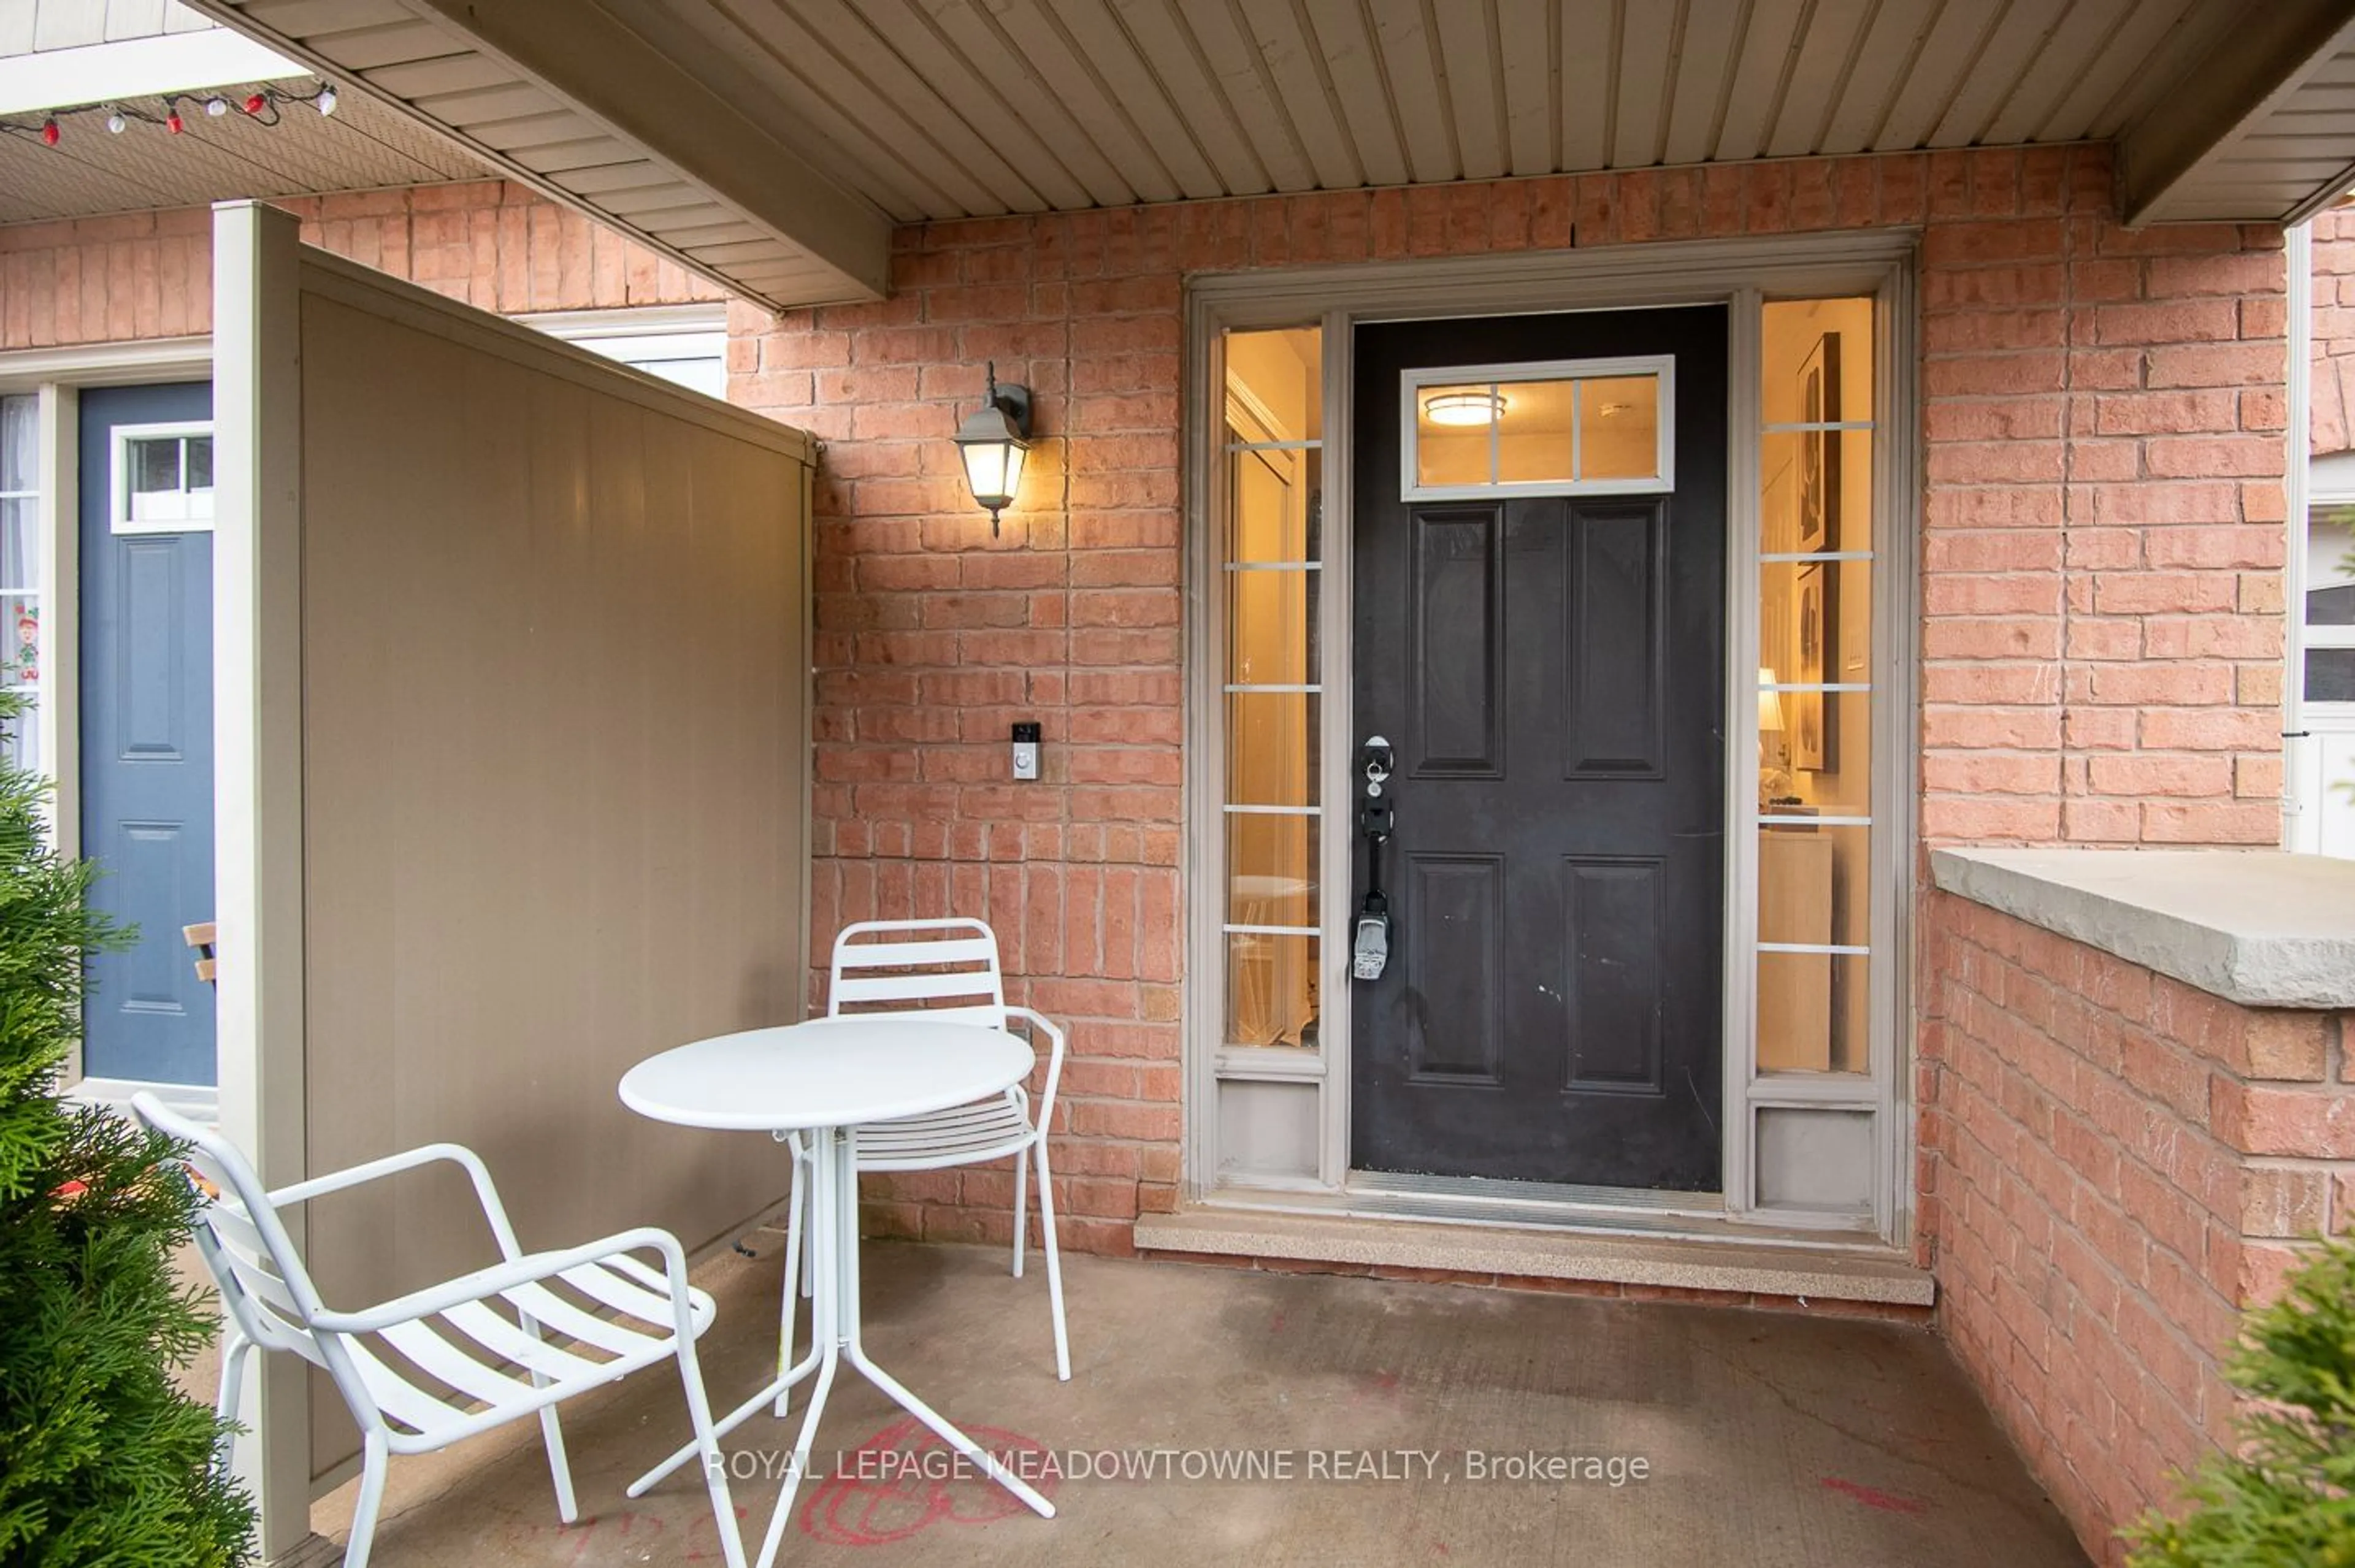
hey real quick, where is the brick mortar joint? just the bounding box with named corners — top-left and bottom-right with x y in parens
top-left (1937, 983), bottom-right (2263, 1209)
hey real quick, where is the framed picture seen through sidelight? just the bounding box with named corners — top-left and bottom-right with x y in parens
top-left (1793, 332), bottom-right (1839, 774)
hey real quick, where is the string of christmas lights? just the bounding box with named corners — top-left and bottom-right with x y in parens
top-left (1, 80), bottom-right (340, 147)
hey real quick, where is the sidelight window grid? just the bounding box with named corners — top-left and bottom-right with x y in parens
top-left (1218, 329), bottom-right (1327, 1058)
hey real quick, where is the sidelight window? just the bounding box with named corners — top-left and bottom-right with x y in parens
top-left (1738, 292), bottom-right (1896, 1230)
top-left (1220, 328), bottom-right (1324, 1053)
top-left (1755, 298), bottom-right (1875, 1079)
top-left (0, 396), bottom-right (37, 774)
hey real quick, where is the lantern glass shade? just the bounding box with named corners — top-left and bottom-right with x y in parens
top-left (955, 404), bottom-right (1029, 513)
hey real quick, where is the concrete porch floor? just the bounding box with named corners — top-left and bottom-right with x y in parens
top-left (291, 1240), bottom-right (2088, 1566)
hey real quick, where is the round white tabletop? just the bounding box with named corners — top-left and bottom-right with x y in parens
top-left (619, 1017), bottom-right (1033, 1133)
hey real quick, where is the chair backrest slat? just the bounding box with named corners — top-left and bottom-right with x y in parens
top-left (833, 972), bottom-right (995, 1006)
top-left (131, 1095), bottom-right (330, 1362)
top-left (837, 937), bottom-right (1000, 971)
top-left (213, 1225), bottom-right (308, 1328)
top-left (827, 918), bottom-right (1006, 1029)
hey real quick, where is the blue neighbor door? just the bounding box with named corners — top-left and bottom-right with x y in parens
top-left (79, 382), bottom-right (216, 1087)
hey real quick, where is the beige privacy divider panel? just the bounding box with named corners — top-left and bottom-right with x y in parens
top-left (287, 253), bottom-right (812, 1484)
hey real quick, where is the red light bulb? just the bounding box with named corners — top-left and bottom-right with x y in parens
top-left (243, 93), bottom-right (266, 115)
top-left (166, 112), bottom-right (184, 134)
top-left (40, 119), bottom-right (58, 147)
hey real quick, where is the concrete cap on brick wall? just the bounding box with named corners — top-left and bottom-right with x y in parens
top-left (1931, 848), bottom-right (2355, 1009)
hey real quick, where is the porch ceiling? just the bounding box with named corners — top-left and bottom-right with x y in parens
top-left (183, 0), bottom-right (2355, 312)
top-left (0, 79), bottom-right (480, 223)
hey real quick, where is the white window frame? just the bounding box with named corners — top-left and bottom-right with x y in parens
top-left (1398, 353), bottom-right (1676, 501)
top-left (514, 304), bottom-right (729, 399)
top-left (2298, 497), bottom-right (2355, 664)
top-left (1217, 372), bottom-right (1324, 1075)
top-left (1185, 232), bottom-right (1920, 1250)
top-left (2288, 223), bottom-right (2352, 857)
top-left (111, 419), bottom-right (216, 533)
top-left (2294, 488), bottom-right (2355, 858)
top-left (2303, 491), bottom-right (2355, 680)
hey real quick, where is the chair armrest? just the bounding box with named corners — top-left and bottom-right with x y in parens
top-left (1004, 1006), bottom-right (1066, 1133)
top-left (310, 1226), bottom-right (691, 1336)
top-left (269, 1144), bottom-right (526, 1260)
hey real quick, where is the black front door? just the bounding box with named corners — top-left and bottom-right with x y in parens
top-left (1350, 307), bottom-right (1727, 1191)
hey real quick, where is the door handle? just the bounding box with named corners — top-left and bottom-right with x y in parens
top-left (1355, 737), bottom-right (1395, 980)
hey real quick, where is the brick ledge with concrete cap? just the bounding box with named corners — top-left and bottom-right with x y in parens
top-left (1921, 864), bottom-right (2355, 1564)
top-left (1929, 848), bottom-right (2355, 1010)
top-left (1135, 1206), bottom-right (1934, 1307)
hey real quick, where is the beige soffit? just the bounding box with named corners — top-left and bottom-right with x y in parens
top-left (186, 0), bottom-right (2355, 308)
top-left (0, 80), bottom-right (481, 223)
top-left (182, 0), bottom-right (894, 311)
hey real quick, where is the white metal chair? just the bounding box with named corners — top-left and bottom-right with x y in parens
top-left (776, 917), bottom-right (1070, 1385)
top-left (131, 1094), bottom-right (746, 1568)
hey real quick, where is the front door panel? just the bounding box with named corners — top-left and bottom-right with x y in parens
top-left (80, 382), bottom-right (216, 1087)
top-left (1351, 308), bottom-right (1726, 1191)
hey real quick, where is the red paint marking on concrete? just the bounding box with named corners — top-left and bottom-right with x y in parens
top-left (1348, 1368), bottom-right (1404, 1408)
top-left (801, 1417), bottom-right (1057, 1547)
top-left (1820, 1477), bottom-right (1928, 1515)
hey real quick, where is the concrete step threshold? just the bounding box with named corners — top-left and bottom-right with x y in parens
top-left (1133, 1206), bottom-right (1936, 1307)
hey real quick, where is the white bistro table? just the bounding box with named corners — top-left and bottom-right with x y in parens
top-left (619, 1018), bottom-right (1055, 1568)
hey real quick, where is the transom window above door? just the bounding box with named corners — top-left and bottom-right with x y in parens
top-left (1401, 355), bottom-right (1672, 501)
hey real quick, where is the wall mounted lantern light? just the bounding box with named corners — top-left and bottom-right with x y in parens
top-left (955, 361), bottom-right (1033, 535)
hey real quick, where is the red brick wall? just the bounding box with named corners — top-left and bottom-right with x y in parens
top-left (2309, 201), bottom-right (2355, 454)
top-left (0, 180), bottom-right (717, 348)
top-left (1923, 890), bottom-right (2353, 1564)
top-left (722, 141), bottom-right (2290, 1258)
top-left (1924, 166), bottom-right (2286, 848)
